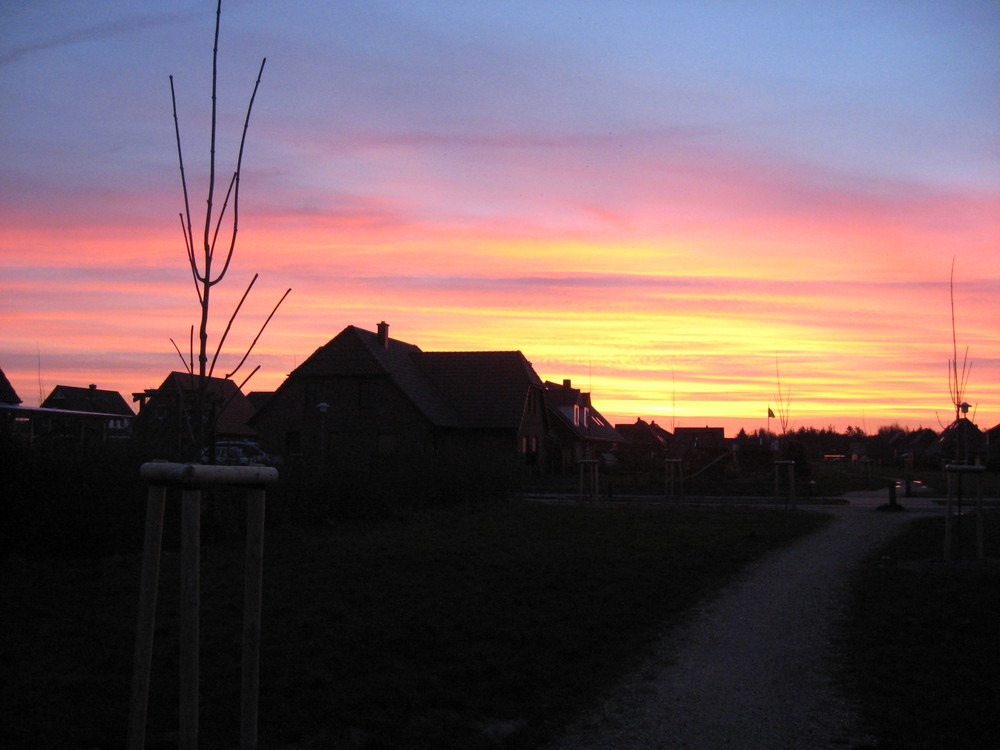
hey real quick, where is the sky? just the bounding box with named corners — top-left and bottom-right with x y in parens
top-left (2, 0), bottom-right (999, 436)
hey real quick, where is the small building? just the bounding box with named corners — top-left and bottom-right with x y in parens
top-left (672, 426), bottom-right (730, 473)
top-left (0, 367), bottom-right (21, 406)
top-left (35, 383), bottom-right (135, 444)
top-left (615, 418), bottom-right (671, 476)
top-left (250, 322), bottom-right (548, 472)
top-left (132, 371), bottom-right (257, 460)
top-left (543, 379), bottom-right (624, 473)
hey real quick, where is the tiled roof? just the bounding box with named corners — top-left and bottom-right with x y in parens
top-left (153, 371), bottom-right (257, 436)
top-left (42, 384), bottom-right (134, 416)
top-left (288, 326), bottom-right (459, 427)
top-left (0, 367), bottom-right (21, 405)
top-left (414, 351), bottom-right (542, 430)
top-left (615, 418), bottom-right (666, 446)
top-left (281, 326), bottom-right (545, 430)
top-left (543, 380), bottom-right (624, 443)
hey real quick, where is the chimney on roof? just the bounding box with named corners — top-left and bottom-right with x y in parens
top-left (89, 384), bottom-right (97, 390)
top-left (376, 321), bottom-right (389, 349)
top-left (563, 379), bottom-right (572, 389)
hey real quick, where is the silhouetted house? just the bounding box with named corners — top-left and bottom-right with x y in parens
top-left (615, 418), bottom-right (671, 476)
top-left (250, 322), bottom-right (548, 471)
top-left (42, 383), bottom-right (132, 415)
top-left (543, 379), bottom-right (624, 473)
top-left (132, 371), bottom-right (257, 459)
top-left (879, 426), bottom-right (939, 467)
top-left (0, 366), bottom-right (25, 441)
top-left (33, 384), bottom-right (135, 444)
top-left (985, 423), bottom-right (1000, 470)
top-left (246, 391), bottom-right (274, 411)
top-left (933, 417), bottom-right (986, 466)
top-left (0, 367), bottom-right (21, 405)
top-left (673, 426), bottom-right (730, 473)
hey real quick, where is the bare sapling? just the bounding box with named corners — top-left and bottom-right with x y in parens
top-left (170, 0), bottom-right (290, 460)
top-left (773, 352), bottom-right (792, 434)
top-left (947, 258), bottom-right (972, 423)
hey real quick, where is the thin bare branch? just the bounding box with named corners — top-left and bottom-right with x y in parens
top-left (215, 365), bottom-right (262, 423)
top-left (170, 338), bottom-right (194, 375)
top-left (203, 0), bottom-right (222, 268)
top-left (225, 287), bottom-right (291, 379)
top-left (236, 365), bottom-right (261, 393)
top-left (179, 213), bottom-right (203, 303)
top-left (208, 172), bottom-right (238, 265)
top-left (215, 57), bottom-right (267, 284)
top-left (170, 75), bottom-right (196, 279)
top-left (208, 273), bottom-right (258, 378)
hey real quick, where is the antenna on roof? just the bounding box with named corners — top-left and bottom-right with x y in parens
top-left (36, 343), bottom-right (44, 406)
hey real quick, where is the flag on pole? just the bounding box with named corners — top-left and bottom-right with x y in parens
top-left (767, 407), bottom-right (775, 419)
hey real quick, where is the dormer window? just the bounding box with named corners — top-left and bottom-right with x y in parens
top-left (573, 405), bottom-right (580, 426)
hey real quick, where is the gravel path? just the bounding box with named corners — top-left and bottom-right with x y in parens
top-left (551, 504), bottom-right (919, 750)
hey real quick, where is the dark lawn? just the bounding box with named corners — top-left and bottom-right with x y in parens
top-left (839, 510), bottom-right (1000, 750)
top-left (2, 501), bottom-right (828, 749)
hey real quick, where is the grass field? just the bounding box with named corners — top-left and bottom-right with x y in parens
top-left (1, 501), bottom-right (828, 749)
top-left (839, 510), bottom-right (1000, 750)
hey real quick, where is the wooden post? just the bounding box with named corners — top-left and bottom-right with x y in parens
top-left (944, 464), bottom-right (986, 562)
top-left (241, 487), bottom-right (266, 750)
top-left (180, 487), bottom-right (201, 750)
top-left (665, 458), bottom-right (684, 499)
top-left (127, 485), bottom-right (166, 750)
top-left (944, 470), bottom-right (954, 561)
top-left (774, 460), bottom-right (795, 508)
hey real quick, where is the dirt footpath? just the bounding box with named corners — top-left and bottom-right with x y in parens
top-left (551, 504), bottom-right (920, 750)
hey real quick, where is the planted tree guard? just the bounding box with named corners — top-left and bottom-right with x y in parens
top-left (943, 463), bottom-right (986, 562)
top-left (128, 462), bottom-right (278, 750)
top-left (773, 459), bottom-right (796, 509)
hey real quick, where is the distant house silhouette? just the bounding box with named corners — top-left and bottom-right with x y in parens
top-left (934, 417), bottom-right (986, 466)
top-left (132, 371), bottom-right (257, 459)
top-left (42, 383), bottom-right (133, 416)
top-left (0, 367), bottom-right (21, 405)
top-left (0, 378), bottom-right (135, 448)
top-left (614, 418), bottom-right (671, 476)
top-left (37, 383), bottom-right (135, 444)
top-left (544, 379), bottom-right (624, 473)
top-left (250, 322), bottom-right (548, 470)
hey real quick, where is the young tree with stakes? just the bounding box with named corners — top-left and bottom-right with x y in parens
top-left (169, 0), bottom-right (290, 461)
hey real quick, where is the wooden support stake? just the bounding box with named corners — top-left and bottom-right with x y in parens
top-left (241, 487), bottom-right (266, 750)
top-left (127, 485), bottom-right (166, 750)
top-left (180, 488), bottom-right (201, 750)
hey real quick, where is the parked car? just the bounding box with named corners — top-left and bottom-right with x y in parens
top-left (202, 441), bottom-right (275, 466)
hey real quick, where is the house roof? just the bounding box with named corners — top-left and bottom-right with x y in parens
top-left (42, 384), bottom-right (134, 416)
top-left (615, 418), bottom-right (667, 447)
top-left (246, 391), bottom-right (274, 411)
top-left (0, 367), bottom-right (21, 405)
top-left (289, 326), bottom-right (459, 427)
top-left (142, 371), bottom-right (257, 436)
top-left (543, 380), bottom-right (624, 443)
top-left (270, 325), bottom-right (544, 431)
top-left (415, 351), bottom-right (542, 430)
